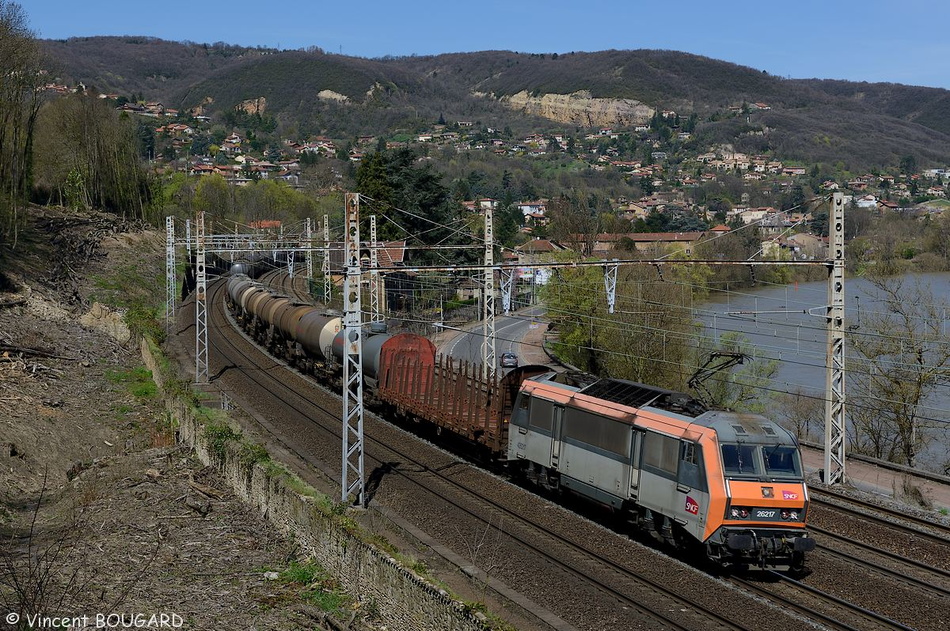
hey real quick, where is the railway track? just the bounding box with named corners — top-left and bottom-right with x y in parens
top-left (172, 277), bottom-right (950, 631)
top-left (811, 487), bottom-right (950, 543)
top-left (731, 572), bottom-right (914, 631)
top-left (175, 280), bottom-right (814, 631)
top-left (811, 524), bottom-right (950, 598)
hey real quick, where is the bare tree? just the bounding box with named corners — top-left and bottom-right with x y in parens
top-left (33, 94), bottom-right (150, 219)
top-left (0, 0), bottom-right (43, 247)
top-left (545, 194), bottom-right (600, 256)
top-left (847, 275), bottom-right (950, 467)
top-left (694, 331), bottom-right (778, 413)
top-left (774, 387), bottom-right (825, 441)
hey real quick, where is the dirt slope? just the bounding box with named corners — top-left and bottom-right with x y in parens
top-left (0, 207), bottom-right (330, 629)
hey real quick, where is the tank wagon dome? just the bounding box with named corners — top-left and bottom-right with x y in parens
top-left (230, 261), bottom-right (252, 277)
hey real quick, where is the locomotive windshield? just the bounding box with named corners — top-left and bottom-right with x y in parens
top-left (763, 445), bottom-right (803, 477)
top-left (721, 443), bottom-right (803, 479)
top-left (720, 444), bottom-right (759, 475)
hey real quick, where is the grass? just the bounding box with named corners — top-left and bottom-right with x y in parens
top-left (105, 366), bottom-right (158, 399)
top-left (204, 420), bottom-right (240, 461)
top-left (124, 302), bottom-right (166, 344)
top-left (280, 560), bottom-right (352, 615)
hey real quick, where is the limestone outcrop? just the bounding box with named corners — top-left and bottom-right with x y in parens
top-left (499, 90), bottom-right (654, 128)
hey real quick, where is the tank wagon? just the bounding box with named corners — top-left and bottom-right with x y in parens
top-left (226, 274), bottom-right (550, 449)
top-left (224, 275), bottom-right (816, 571)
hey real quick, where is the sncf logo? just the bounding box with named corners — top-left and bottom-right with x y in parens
top-left (685, 496), bottom-right (699, 514)
top-left (782, 490), bottom-right (800, 500)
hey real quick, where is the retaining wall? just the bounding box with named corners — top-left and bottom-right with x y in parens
top-left (141, 340), bottom-right (488, 631)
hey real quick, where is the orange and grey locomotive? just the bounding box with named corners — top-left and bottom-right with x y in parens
top-left (507, 373), bottom-right (816, 571)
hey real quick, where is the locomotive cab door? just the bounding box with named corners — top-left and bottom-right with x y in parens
top-left (675, 439), bottom-right (708, 534)
top-left (628, 430), bottom-right (642, 500)
top-left (550, 405), bottom-right (564, 468)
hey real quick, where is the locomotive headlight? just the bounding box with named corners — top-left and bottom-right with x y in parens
top-left (781, 510), bottom-right (800, 521)
top-left (729, 507), bottom-right (750, 519)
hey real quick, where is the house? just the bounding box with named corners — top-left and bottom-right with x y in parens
top-left (455, 276), bottom-right (481, 301)
top-left (189, 164), bottom-right (217, 177)
top-left (785, 233), bottom-right (827, 259)
top-left (579, 232), bottom-right (707, 257)
top-left (855, 194), bottom-right (878, 209)
top-left (517, 200), bottom-right (547, 216)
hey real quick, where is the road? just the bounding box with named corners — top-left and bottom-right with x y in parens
top-left (437, 306), bottom-right (550, 369)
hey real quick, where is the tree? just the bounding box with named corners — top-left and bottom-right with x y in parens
top-left (774, 388), bottom-right (824, 441)
top-left (355, 148), bottom-right (468, 264)
top-left (847, 275), bottom-right (950, 466)
top-left (545, 195), bottom-right (599, 256)
top-left (0, 0), bottom-right (43, 246)
top-left (899, 154), bottom-right (918, 177)
top-left (541, 260), bottom-right (699, 388)
top-left (193, 174), bottom-right (232, 223)
top-left (693, 332), bottom-right (778, 413)
top-left (32, 95), bottom-right (151, 219)
top-left (781, 184), bottom-right (807, 211)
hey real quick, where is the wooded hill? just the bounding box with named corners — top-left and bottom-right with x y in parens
top-left (40, 37), bottom-right (950, 169)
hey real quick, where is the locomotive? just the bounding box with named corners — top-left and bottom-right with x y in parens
top-left (508, 372), bottom-right (815, 571)
top-left (225, 273), bottom-right (816, 571)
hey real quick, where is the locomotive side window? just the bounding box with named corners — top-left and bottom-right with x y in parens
top-left (677, 441), bottom-right (706, 491)
top-left (721, 443), bottom-right (760, 475)
top-left (763, 445), bottom-right (802, 477)
top-left (642, 431), bottom-right (679, 477)
top-left (562, 408), bottom-right (630, 458)
top-left (528, 397), bottom-right (555, 433)
top-left (510, 394), bottom-right (531, 428)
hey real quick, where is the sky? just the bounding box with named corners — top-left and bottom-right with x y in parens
top-left (20, 0), bottom-right (950, 90)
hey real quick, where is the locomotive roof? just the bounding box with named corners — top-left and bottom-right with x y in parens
top-left (525, 374), bottom-right (793, 444)
top-left (698, 410), bottom-right (796, 444)
top-left (579, 377), bottom-right (708, 418)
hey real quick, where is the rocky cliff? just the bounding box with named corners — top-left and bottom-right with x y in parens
top-left (499, 90), bottom-right (654, 128)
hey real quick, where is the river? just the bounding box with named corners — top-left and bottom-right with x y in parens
top-left (696, 272), bottom-right (950, 467)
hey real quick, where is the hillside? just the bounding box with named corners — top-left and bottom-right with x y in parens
top-left (39, 37), bottom-right (950, 168)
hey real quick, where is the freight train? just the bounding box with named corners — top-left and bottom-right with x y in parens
top-left (225, 273), bottom-right (817, 571)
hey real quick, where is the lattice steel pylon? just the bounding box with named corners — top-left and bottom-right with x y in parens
top-left (341, 193), bottom-right (365, 506)
top-left (604, 261), bottom-right (618, 314)
top-left (323, 214), bottom-right (332, 305)
top-left (369, 215), bottom-right (382, 324)
top-left (305, 217), bottom-right (313, 286)
top-left (481, 206), bottom-right (496, 379)
top-left (165, 216), bottom-right (176, 329)
top-left (500, 268), bottom-right (513, 314)
top-left (194, 211), bottom-right (209, 383)
top-left (824, 192), bottom-right (846, 484)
